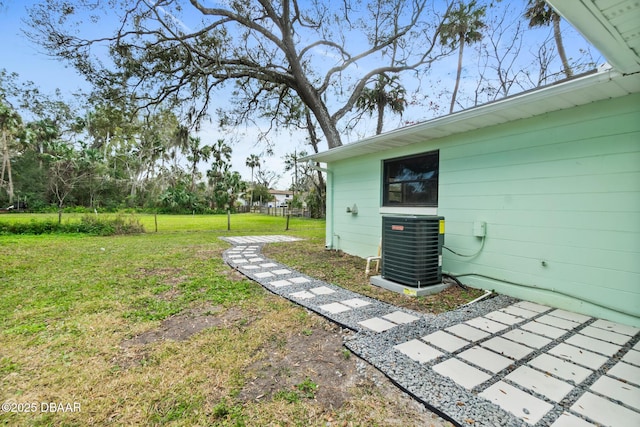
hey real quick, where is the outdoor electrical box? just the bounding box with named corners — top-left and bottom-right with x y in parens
top-left (381, 215), bottom-right (444, 287)
top-left (473, 221), bottom-right (487, 237)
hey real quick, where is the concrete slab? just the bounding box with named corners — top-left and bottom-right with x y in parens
top-left (506, 365), bottom-right (573, 402)
top-left (550, 412), bottom-right (596, 427)
top-left (458, 346), bottom-right (513, 373)
top-left (548, 343), bottom-right (608, 370)
top-left (289, 277), bottom-right (310, 284)
top-left (358, 317), bottom-right (397, 332)
top-left (341, 298), bottom-right (371, 308)
top-left (370, 275), bottom-right (450, 296)
top-left (590, 375), bottom-right (640, 409)
top-left (481, 336), bottom-right (534, 360)
top-left (433, 357), bottom-right (491, 389)
top-left (521, 320), bottom-right (567, 339)
top-left (465, 316), bottom-right (510, 334)
top-left (485, 310), bottom-right (524, 326)
top-left (309, 286), bottom-right (335, 295)
top-left (565, 334), bottom-right (621, 357)
top-left (480, 381), bottom-right (553, 425)
top-left (501, 329), bottom-right (552, 349)
top-left (579, 325), bottom-right (631, 345)
top-left (607, 361), bottom-right (640, 386)
top-left (527, 353), bottom-right (593, 384)
top-left (270, 280), bottom-right (292, 288)
top-left (383, 310), bottom-right (420, 325)
top-left (289, 291), bottom-right (315, 299)
top-left (394, 339), bottom-right (443, 364)
top-left (445, 323), bottom-right (491, 342)
top-left (319, 302), bottom-right (351, 314)
top-left (571, 391), bottom-right (640, 427)
top-left (422, 330), bottom-right (469, 352)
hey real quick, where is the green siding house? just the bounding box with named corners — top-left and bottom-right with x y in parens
top-left (307, 1), bottom-right (640, 326)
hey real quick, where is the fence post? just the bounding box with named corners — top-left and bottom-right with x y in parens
top-left (227, 210), bottom-right (231, 231)
top-left (285, 213), bottom-right (290, 231)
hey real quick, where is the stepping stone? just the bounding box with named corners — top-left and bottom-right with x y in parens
top-left (520, 320), bottom-right (566, 339)
top-left (571, 391), bottom-right (640, 427)
top-left (383, 311), bottom-right (420, 325)
top-left (341, 298), bottom-right (371, 308)
top-left (527, 353), bottom-right (593, 384)
top-left (505, 365), bottom-right (573, 402)
top-left (501, 306), bottom-right (539, 319)
top-left (309, 286), bottom-right (335, 295)
top-left (289, 277), bottom-right (310, 284)
top-left (607, 361), bottom-right (640, 386)
top-left (548, 343), bottom-right (608, 370)
top-left (565, 334), bottom-right (621, 357)
top-left (445, 323), bottom-right (491, 342)
top-left (590, 319), bottom-right (639, 337)
top-left (579, 325), bottom-right (631, 345)
top-left (254, 272), bottom-right (275, 279)
top-left (394, 339), bottom-right (443, 364)
top-left (260, 263), bottom-right (278, 268)
top-left (535, 314), bottom-right (582, 330)
top-left (289, 291), bottom-right (315, 299)
top-left (480, 381), bottom-right (553, 425)
top-left (458, 347), bottom-right (512, 373)
top-left (513, 301), bottom-right (549, 313)
top-left (270, 280), bottom-right (292, 288)
top-left (485, 310), bottom-right (523, 326)
top-left (319, 302), bottom-right (351, 314)
top-left (590, 375), bottom-right (640, 409)
top-left (547, 309), bottom-right (592, 323)
top-left (550, 412), bottom-right (595, 427)
top-left (433, 357), bottom-right (490, 389)
top-left (358, 317), bottom-right (397, 332)
top-left (422, 330), bottom-right (469, 353)
top-left (272, 269), bottom-right (292, 275)
top-left (501, 329), bottom-right (551, 349)
top-left (465, 316), bottom-right (509, 333)
top-left (481, 336), bottom-right (534, 360)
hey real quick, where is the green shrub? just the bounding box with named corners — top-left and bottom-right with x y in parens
top-left (0, 215), bottom-right (144, 236)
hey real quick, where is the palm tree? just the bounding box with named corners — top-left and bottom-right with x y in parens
top-left (524, 0), bottom-right (572, 78)
top-left (245, 153), bottom-right (261, 207)
top-left (0, 102), bottom-right (22, 203)
top-left (440, 0), bottom-right (486, 113)
top-left (186, 136), bottom-right (212, 192)
top-left (356, 74), bottom-right (407, 135)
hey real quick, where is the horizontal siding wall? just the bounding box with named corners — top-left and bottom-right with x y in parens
top-left (439, 93), bottom-right (640, 326)
top-left (330, 154), bottom-right (383, 256)
top-left (329, 92), bottom-right (640, 326)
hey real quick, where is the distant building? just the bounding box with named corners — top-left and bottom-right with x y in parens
top-left (268, 189), bottom-right (294, 207)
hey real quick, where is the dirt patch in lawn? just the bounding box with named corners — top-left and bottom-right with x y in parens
top-left (121, 304), bottom-right (246, 346)
top-left (238, 315), bottom-right (449, 425)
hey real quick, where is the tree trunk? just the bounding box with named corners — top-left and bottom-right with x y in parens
top-left (1, 130), bottom-right (14, 203)
top-left (449, 35), bottom-right (466, 114)
top-left (376, 100), bottom-right (385, 135)
top-left (553, 14), bottom-right (572, 78)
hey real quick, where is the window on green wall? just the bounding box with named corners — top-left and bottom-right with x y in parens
top-left (382, 150), bottom-right (439, 207)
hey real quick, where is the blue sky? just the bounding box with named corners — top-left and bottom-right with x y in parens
top-left (0, 1), bottom-right (601, 186)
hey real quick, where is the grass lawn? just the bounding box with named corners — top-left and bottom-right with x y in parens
top-left (1, 213), bottom-right (477, 426)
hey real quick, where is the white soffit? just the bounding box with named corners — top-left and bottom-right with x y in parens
top-left (547, 0), bottom-right (640, 74)
top-left (308, 70), bottom-right (640, 164)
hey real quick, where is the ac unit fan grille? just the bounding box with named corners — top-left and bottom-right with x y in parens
top-left (381, 216), bottom-right (444, 287)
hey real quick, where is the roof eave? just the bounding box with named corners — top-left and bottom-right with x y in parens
top-left (306, 69), bottom-right (639, 164)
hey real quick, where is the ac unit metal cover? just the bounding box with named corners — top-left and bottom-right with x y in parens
top-left (381, 215), bottom-right (444, 287)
